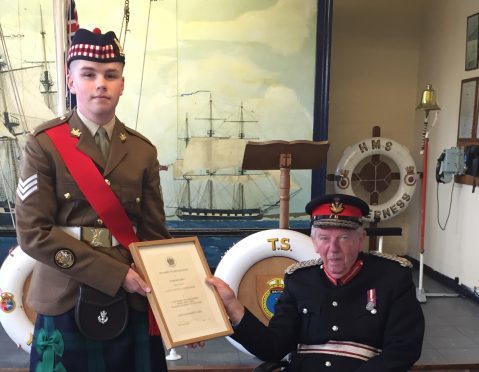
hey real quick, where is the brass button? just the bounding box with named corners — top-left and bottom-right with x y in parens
top-left (64, 192), bottom-right (71, 200)
top-left (104, 179), bottom-right (111, 186)
top-left (97, 218), bottom-right (103, 226)
top-left (332, 325), bottom-right (339, 331)
top-left (332, 301), bottom-right (338, 307)
top-left (136, 197), bottom-right (141, 204)
top-left (325, 361), bottom-right (332, 367)
top-left (302, 308), bottom-right (308, 314)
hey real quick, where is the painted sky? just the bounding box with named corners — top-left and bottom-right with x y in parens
top-left (0, 0), bottom-right (318, 217)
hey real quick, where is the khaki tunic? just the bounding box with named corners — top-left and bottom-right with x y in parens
top-left (16, 110), bottom-right (171, 315)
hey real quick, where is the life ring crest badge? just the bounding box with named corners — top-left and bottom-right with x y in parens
top-left (335, 137), bottom-right (417, 222)
top-left (258, 277), bottom-right (285, 319)
top-left (404, 166), bottom-right (416, 186)
top-left (0, 292), bottom-right (16, 313)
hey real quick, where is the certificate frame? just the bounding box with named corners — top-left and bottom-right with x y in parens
top-left (129, 237), bottom-right (233, 349)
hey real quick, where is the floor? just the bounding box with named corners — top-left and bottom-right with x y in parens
top-left (1, 270), bottom-right (479, 370)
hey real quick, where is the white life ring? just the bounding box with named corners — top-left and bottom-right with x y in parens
top-left (0, 246), bottom-right (36, 353)
top-left (214, 228), bottom-right (318, 355)
top-left (334, 137), bottom-right (417, 222)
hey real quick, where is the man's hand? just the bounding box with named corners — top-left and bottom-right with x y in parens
top-left (206, 277), bottom-right (245, 324)
top-left (185, 341), bottom-right (205, 349)
top-left (122, 264), bottom-right (151, 296)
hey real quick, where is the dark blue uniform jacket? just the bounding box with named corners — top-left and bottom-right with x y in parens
top-left (232, 253), bottom-right (425, 371)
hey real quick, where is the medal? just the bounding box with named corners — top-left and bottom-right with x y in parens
top-left (366, 288), bottom-right (377, 314)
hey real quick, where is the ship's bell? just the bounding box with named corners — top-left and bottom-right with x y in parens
top-left (416, 84), bottom-right (441, 114)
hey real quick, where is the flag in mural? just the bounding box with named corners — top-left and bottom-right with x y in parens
top-left (67, 0), bottom-right (79, 44)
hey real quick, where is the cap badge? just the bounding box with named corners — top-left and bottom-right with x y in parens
top-left (70, 128), bottom-right (82, 138)
top-left (329, 199), bottom-right (344, 215)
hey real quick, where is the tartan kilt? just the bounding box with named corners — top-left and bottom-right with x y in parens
top-left (30, 307), bottom-right (167, 372)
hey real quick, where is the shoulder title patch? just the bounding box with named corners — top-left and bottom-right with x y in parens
top-left (285, 258), bottom-right (323, 275)
top-left (368, 251), bottom-right (412, 268)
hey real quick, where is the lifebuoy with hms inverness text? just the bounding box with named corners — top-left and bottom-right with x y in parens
top-left (334, 137), bottom-right (417, 222)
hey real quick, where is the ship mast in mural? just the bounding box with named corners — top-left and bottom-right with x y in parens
top-left (173, 93), bottom-right (301, 220)
top-left (0, 22), bottom-right (55, 228)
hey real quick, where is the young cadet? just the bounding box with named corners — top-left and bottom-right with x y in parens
top-left (208, 193), bottom-right (425, 371)
top-left (16, 28), bottom-right (170, 372)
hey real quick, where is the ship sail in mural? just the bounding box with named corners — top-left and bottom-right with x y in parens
top-left (172, 93), bottom-right (301, 220)
top-left (0, 22), bottom-right (55, 228)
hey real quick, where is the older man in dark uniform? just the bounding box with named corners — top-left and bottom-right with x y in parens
top-left (208, 194), bottom-right (425, 371)
top-left (16, 28), bottom-right (170, 372)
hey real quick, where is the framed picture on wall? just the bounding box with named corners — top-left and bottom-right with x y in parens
top-left (457, 78), bottom-right (478, 145)
top-left (466, 13), bottom-right (479, 71)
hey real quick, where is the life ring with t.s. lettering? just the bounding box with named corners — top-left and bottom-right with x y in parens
top-left (334, 137), bottom-right (417, 222)
top-left (0, 246), bottom-right (36, 353)
top-left (214, 229), bottom-right (318, 355)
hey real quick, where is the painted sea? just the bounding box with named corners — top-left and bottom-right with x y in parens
top-left (0, 219), bottom-right (311, 270)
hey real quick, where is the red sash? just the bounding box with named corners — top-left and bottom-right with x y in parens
top-left (46, 122), bottom-right (160, 335)
top-left (46, 123), bottom-right (137, 248)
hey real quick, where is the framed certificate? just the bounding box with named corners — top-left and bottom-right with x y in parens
top-left (129, 237), bottom-right (233, 349)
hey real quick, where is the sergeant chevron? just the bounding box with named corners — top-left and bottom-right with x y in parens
top-left (16, 174), bottom-right (38, 201)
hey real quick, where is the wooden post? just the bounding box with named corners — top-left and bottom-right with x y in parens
top-left (279, 153), bottom-right (292, 229)
top-left (367, 126), bottom-right (381, 251)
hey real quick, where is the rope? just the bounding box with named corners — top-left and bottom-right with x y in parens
top-left (135, 0), bottom-right (154, 129)
top-left (119, 0), bottom-right (130, 49)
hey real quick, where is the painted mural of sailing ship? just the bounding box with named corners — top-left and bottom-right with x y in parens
top-left (172, 93), bottom-right (301, 220)
top-left (0, 21), bottom-right (55, 228)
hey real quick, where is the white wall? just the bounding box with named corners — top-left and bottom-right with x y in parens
top-left (416, 0), bottom-right (479, 290)
top-left (329, 0), bottom-right (422, 255)
top-left (330, 0), bottom-right (479, 292)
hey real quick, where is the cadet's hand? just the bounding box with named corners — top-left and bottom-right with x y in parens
top-left (122, 266), bottom-right (151, 296)
top-left (206, 277), bottom-right (245, 324)
top-left (185, 341), bottom-right (205, 349)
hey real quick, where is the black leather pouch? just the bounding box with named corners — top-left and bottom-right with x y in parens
top-left (75, 284), bottom-right (129, 340)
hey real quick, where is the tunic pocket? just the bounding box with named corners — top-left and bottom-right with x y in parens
top-left (297, 301), bottom-right (321, 342)
top-left (120, 185), bottom-right (142, 217)
top-left (352, 302), bottom-right (383, 337)
top-left (56, 181), bottom-right (85, 201)
top-left (55, 181), bottom-right (86, 221)
top-left (30, 265), bottom-right (71, 302)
